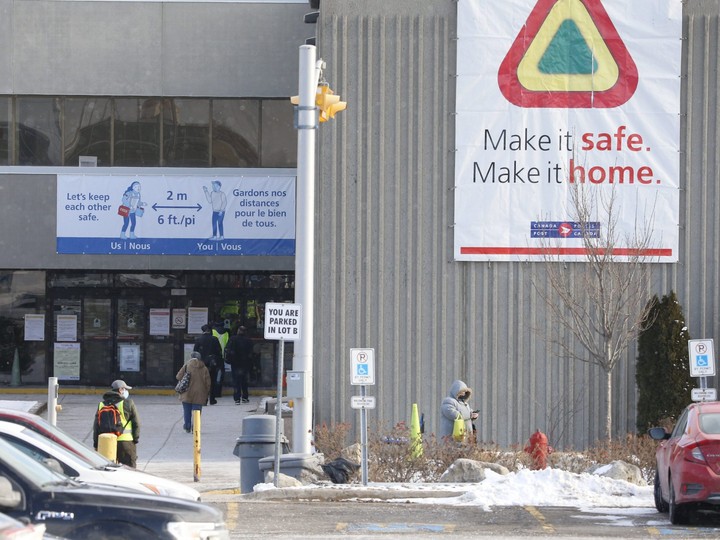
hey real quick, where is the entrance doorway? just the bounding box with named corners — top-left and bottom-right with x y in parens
top-left (48, 271), bottom-right (294, 388)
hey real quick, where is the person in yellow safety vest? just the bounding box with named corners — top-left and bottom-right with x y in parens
top-left (211, 321), bottom-right (230, 401)
top-left (92, 380), bottom-right (140, 468)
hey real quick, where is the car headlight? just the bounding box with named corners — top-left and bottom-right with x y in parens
top-left (167, 521), bottom-right (230, 540)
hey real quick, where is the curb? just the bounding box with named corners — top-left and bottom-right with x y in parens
top-left (240, 487), bottom-right (466, 502)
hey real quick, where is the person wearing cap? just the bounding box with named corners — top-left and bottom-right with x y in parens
top-left (176, 352), bottom-right (211, 433)
top-left (439, 379), bottom-right (479, 443)
top-left (225, 325), bottom-right (254, 404)
top-left (92, 379), bottom-right (140, 467)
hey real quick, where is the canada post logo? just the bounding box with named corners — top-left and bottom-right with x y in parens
top-left (530, 221), bottom-right (600, 238)
top-left (498, 0), bottom-right (638, 108)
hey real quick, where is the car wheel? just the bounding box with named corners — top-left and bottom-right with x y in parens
top-left (654, 469), bottom-right (669, 513)
top-left (69, 522), bottom-right (157, 540)
top-left (669, 477), bottom-right (689, 525)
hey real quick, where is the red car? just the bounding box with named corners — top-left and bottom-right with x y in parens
top-left (649, 401), bottom-right (720, 524)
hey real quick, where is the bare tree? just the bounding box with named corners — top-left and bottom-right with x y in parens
top-left (534, 182), bottom-right (657, 440)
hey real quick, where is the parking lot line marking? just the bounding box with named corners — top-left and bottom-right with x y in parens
top-left (226, 501), bottom-right (239, 530)
top-left (524, 505), bottom-right (555, 533)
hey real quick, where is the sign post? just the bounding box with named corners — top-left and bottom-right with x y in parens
top-left (350, 348), bottom-right (375, 486)
top-left (688, 339), bottom-right (716, 402)
top-left (264, 302), bottom-right (302, 486)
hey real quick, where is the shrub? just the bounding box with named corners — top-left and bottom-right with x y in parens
top-left (312, 422), bottom-right (351, 459)
top-left (636, 291), bottom-right (693, 432)
top-left (314, 422), bottom-right (660, 484)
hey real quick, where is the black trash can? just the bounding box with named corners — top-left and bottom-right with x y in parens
top-left (233, 415), bottom-right (289, 493)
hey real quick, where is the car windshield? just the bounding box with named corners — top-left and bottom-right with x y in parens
top-left (699, 412), bottom-right (720, 434)
top-left (0, 437), bottom-right (70, 488)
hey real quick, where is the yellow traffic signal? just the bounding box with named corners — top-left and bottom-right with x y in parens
top-left (315, 84), bottom-right (346, 122)
top-left (290, 85), bottom-right (346, 122)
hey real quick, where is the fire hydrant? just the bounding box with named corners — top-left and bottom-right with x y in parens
top-left (524, 429), bottom-right (552, 470)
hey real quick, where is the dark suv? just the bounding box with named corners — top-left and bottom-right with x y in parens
top-left (0, 437), bottom-right (228, 540)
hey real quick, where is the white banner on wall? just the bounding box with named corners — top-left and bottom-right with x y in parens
top-left (454, 0), bottom-right (681, 262)
top-left (57, 174), bottom-right (295, 256)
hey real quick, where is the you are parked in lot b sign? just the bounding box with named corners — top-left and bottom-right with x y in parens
top-left (264, 302), bottom-right (302, 341)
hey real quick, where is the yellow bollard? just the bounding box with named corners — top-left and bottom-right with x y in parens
top-left (409, 403), bottom-right (423, 458)
top-left (98, 433), bottom-right (117, 462)
top-left (193, 409), bottom-right (201, 482)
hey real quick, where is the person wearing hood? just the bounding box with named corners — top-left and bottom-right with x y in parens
top-left (176, 352), bottom-right (211, 433)
top-left (439, 379), bottom-right (478, 443)
top-left (92, 379), bottom-right (140, 467)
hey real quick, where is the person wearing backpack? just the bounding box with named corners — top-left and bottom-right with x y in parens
top-left (176, 352), bottom-right (211, 433)
top-left (92, 380), bottom-right (140, 467)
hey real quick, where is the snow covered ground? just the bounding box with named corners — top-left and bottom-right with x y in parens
top-left (255, 467), bottom-right (656, 513)
top-left (403, 467), bottom-right (653, 510)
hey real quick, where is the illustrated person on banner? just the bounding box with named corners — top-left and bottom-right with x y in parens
top-left (92, 380), bottom-right (140, 467)
top-left (225, 325), bottom-right (254, 404)
top-left (119, 181), bottom-right (147, 239)
top-left (439, 379), bottom-right (478, 443)
top-left (194, 324), bottom-right (223, 404)
top-left (176, 352), bottom-right (211, 433)
top-left (203, 180), bottom-right (227, 240)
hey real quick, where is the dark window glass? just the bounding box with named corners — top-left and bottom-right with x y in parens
top-left (261, 99), bottom-right (297, 167)
top-left (163, 99), bottom-right (209, 167)
top-left (4, 96), bottom-right (294, 168)
top-left (211, 99), bottom-right (259, 167)
top-left (17, 97), bottom-right (62, 165)
top-left (0, 97), bottom-right (10, 165)
top-left (116, 274), bottom-right (184, 288)
top-left (48, 272), bottom-right (113, 288)
top-left (64, 98), bottom-right (112, 167)
top-left (114, 98), bottom-right (161, 166)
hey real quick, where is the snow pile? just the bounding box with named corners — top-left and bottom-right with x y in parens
top-left (402, 468), bottom-right (653, 510)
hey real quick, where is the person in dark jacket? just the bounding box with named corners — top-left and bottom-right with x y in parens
top-left (211, 321), bottom-right (230, 400)
top-left (92, 379), bottom-right (140, 467)
top-left (176, 352), bottom-right (211, 433)
top-left (193, 324), bottom-right (223, 404)
top-left (225, 326), bottom-right (254, 404)
top-left (439, 379), bottom-right (478, 443)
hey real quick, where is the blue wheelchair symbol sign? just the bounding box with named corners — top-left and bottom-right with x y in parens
top-left (356, 364), bottom-right (369, 376)
top-left (697, 355), bottom-right (709, 367)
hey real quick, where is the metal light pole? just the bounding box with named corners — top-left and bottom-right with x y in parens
top-left (293, 44), bottom-right (321, 454)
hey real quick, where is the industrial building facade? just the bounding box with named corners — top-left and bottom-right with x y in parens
top-left (0, 0), bottom-right (718, 449)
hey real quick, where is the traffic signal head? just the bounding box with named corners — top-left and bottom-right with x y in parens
top-left (290, 84), bottom-right (346, 124)
top-left (315, 84), bottom-right (346, 122)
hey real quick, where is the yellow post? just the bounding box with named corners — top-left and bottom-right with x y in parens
top-left (193, 409), bottom-right (201, 482)
top-left (98, 433), bottom-right (117, 462)
top-left (409, 403), bottom-right (423, 458)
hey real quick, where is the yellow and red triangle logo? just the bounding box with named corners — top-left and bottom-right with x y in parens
top-left (498, 0), bottom-right (638, 108)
